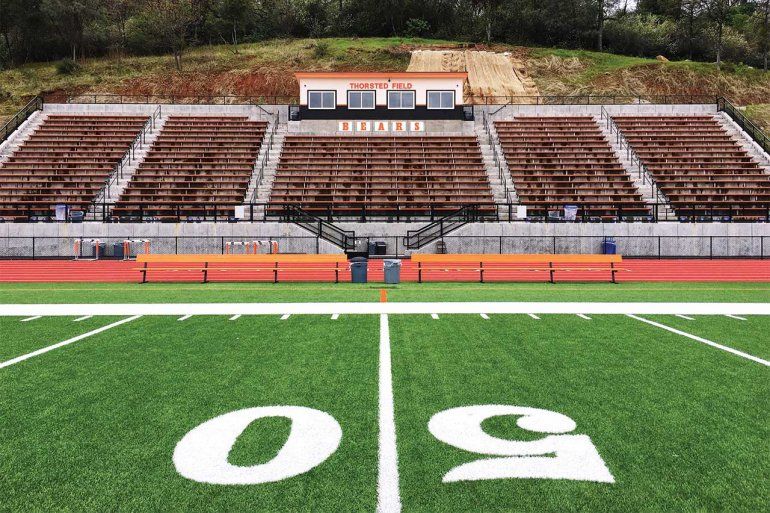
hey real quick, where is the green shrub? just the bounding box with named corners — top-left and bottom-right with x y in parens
top-left (56, 58), bottom-right (80, 75)
top-left (312, 41), bottom-right (331, 59)
top-left (404, 18), bottom-right (431, 38)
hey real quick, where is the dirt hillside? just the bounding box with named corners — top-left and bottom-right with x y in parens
top-left (407, 50), bottom-right (539, 103)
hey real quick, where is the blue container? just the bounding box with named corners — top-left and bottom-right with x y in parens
top-left (602, 237), bottom-right (617, 255)
top-left (350, 257), bottom-right (368, 283)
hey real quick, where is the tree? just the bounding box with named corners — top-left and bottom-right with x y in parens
top-left (215, 0), bottom-right (255, 48)
top-left (41, 0), bottom-right (101, 62)
top-left (132, 0), bottom-right (195, 70)
top-left (760, 0), bottom-right (769, 71)
top-left (105, 0), bottom-right (139, 60)
top-left (704, 0), bottom-right (733, 69)
top-left (594, 0), bottom-right (623, 52)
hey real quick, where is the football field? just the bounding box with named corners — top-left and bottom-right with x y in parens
top-left (0, 283), bottom-right (768, 512)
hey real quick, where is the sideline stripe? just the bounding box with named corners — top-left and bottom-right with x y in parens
top-left (577, 314), bottom-right (592, 320)
top-left (178, 315), bottom-right (192, 321)
top-left (431, 314), bottom-right (439, 320)
top-left (480, 313), bottom-right (490, 320)
top-left (0, 316), bottom-right (141, 370)
top-left (528, 314), bottom-right (540, 320)
top-left (21, 316), bottom-right (41, 322)
top-left (377, 314), bottom-right (401, 513)
top-left (1, 302), bottom-right (770, 316)
top-left (331, 314), bottom-right (340, 320)
top-left (676, 314), bottom-right (695, 321)
top-left (280, 314), bottom-right (291, 320)
top-left (725, 314), bottom-right (747, 321)
top-left (229, 314), bottom-right (241, 321)
top-left (74, 315), bottom-right (93, 322)
top-left (628, 315), bottom-right (769, 367)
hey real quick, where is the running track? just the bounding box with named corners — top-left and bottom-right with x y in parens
top-left (1, 259), bottom-right (769, 282)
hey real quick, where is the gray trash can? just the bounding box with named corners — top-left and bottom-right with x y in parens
top-left (383, 259), bottom-right (401, 284)
top-left (112, 242), bottom-right (125, 260)
top-left (350, 257), bottom-right (368, 283)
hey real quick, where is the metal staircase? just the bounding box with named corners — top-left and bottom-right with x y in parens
top-left (277, 205), bottom-right (356, 251)
top-left (403, 205), bottom-right (491, 250)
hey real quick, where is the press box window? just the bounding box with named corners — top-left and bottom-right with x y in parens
top-left (427, 91), bottom-right (455, 109)
top-left (348, 91), bottom-right (375, 110)
top-left (387, 91), bottom-right (415, 109)
top-left (308, 91), bottom-right (336, 109)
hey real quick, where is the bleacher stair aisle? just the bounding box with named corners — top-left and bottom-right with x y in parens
top-left (494, 117), bottom-right (649, 221)
top-left (113, 116), bottom-right (268, 221)
top-left (0, 114), bottom-right (149, 221)
top-left (614, 115), bottom-right (770, 220)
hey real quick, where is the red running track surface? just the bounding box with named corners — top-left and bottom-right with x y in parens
top-left (0, 259), bottom-right (769, 283)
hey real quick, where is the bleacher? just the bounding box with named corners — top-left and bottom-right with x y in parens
top-left (113, 116), bottom-right (267, 220)
top-left (0, 114), bottom-right (148, 221)
top-left (613, 115), bottom-right (770, 220)
top-left (268, 135), bottom-right (494, 216)
top-left (495, 117), bottom-right (649, 220)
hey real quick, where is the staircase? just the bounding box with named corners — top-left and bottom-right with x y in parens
top-left (0, 111), bottom-right (48, 165)
top-left (277, 205), bottom-right (356, 251)
top-left (474, 124), bottom-right (516, 204)
top-left (596, 112), bottom-right (676, 221)
top-left (245, 121), bottom-right (287, 218)
top-left (716, 112), bottom-right (770, 174)
top-left (404, 205), bottom-right (491, 250)
top-left (87, 108), bottom-right (165, 220)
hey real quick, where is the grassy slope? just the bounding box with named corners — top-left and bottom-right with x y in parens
top-left (0, 281), bottom-right (769, 303)
top-left (1, 37), bottom-right (769, 121)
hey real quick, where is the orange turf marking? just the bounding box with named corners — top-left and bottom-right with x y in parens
top-left (380, 289), bottom-right (388, 303)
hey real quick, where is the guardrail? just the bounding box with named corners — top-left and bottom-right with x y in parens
top-left (98, 105), bottom-right (163, 202)
top-left (718, 97), bottom-right (770, 156)
top-left (44, 93), bottom-right (297, 106)
top-left (0, 96), bottom-right (43, 144)
top-left (250, 111), bottom-right (280, 203)
top-left (6, 201), bottom-right (769, 224)
top-left (481, 111), bottom-right (514, 202)
top-left (600, 106), bottom-right (668, 205)
top-left (474, 94), bottom-right (719, 106)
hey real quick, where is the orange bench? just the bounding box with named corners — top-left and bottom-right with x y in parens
top-left (135, 254), bottom-right (349, 284)
top-left (411, 254), bottom-right (626, 283)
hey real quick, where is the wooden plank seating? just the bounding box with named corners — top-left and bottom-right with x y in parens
top-left (614, 115), bottom-right (770, 220)
top-left (495, 117), bottom-right (649, 220)
top-left (0, 114), bottom-right (148, 221)
top-left (113, 116), bottom-right (268, 220)
top-left (268, 135), bottom-right (495, 216)
top-left (411, 253), bottom-right (626, 283)
top-left (135, 253), bottom-right (349, 283)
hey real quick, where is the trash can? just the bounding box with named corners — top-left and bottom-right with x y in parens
top-left (383, 259), bottom-right (401, 284)
top-left (350, 257), bottom-right (368, 283)
top-left (368, 241), bottom-right (377, 256)
top-left (112, 242), bottom-right (125, 260)
top-left (375, 242), bottom-right (387, 255)
top-left (602, 237), bottom-right (617, 255)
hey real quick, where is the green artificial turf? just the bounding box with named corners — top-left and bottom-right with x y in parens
top-left (390, 314), bottom-right (768, 512)
top-left (0, 315), bottom-right (379, 511)
top-left (1, 281), bottom-right (769, 304)
top-left (0, 315), bottom-right (123, 362)
top-left (0, 313), bottom-right (767, 511)
top-left (645, 315), bottom-right (770, 361)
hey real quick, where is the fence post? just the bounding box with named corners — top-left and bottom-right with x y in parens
top-left (32, 236), bottom-right (35, 260)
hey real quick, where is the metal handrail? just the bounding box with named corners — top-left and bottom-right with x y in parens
top-left (600, 106), bottom-right (668, 206)
top-left (249, 111), bottom-right (280, 203)
top-left (99, 105), bottom-right (163, 202)
top-left (0, 96), bottom-right (44, 143)
top-left (718, 97), bottom-right (770, 156)
top-left (482, 111), bottom-right (514, 203)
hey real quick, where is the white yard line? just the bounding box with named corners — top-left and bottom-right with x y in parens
top-left (21, 316), bottom-right (41, 322)
top-left (73, 316), bottom-right (93, 322)
top-left (280, 314), bottom-right (291, 320)
top-left (177, 315), bottom-right (192, 321)
top-left (528, 314), bottom-right (540, 320)
top-left (0, 316), bottom-right (142, 370)
top-left (725, 315), bottom-right (747, 321)
top-left (331, 314), bottom-right (340, 320)
top-left (431, 314), bottom-right (439, 320)
top-left (576, 314), bottom-right (592, 320)
top-left (377, 314), bottom-right (401, 513)
top-left (628, 315), bottom-right (769, 367)
top-left (676, 315), bottom-right (695, 321)
top-left (229, 315), bottom-right (241, 321)
top-left (480, 313), bottom-right (490, 320)
top-left (1, 302), bottom-right (770, 317)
